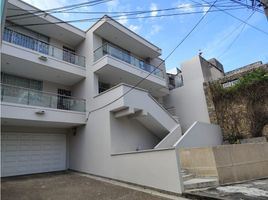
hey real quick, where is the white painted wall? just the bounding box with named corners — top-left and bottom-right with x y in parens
top-left (1, 102), bottom-right (86, 125)
top-left (110, 115), bottom-right (160, 153)
top-left (154, 124), bottom-right (182, 149)
top-left (43, 81), bottom-right (71, 94)
top-left (163, 56), bottom-right (224, 132)
top-left (174, 121), bottom-right (223, 149)
top-left (164, 56), bottom-right (210, 132)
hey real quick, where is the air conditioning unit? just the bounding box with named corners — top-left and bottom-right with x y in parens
top-left (39, 55), bottom-right (47, 61)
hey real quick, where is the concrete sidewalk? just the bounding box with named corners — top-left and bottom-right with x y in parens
top-left (1, 171), bottom-right (188, 200)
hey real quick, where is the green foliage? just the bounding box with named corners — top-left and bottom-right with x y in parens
top-left (226, 132), bottom-right (243, 144)
top-left (210, 69), bottom-right (268, 101)
top-left (208, 68), bottom-right (268, 141)
top-left (236, 69), bottom-right (268, 88)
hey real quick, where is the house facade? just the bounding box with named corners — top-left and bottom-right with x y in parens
top-left (1, 0), bottom-right (223, 194)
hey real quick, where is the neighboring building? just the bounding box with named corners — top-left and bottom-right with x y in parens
top-left (163, 55), bottom-right (224, 132)
top-left (1, 0), bottom-right (223, 194)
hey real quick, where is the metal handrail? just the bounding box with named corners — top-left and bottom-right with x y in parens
top-left (3, 28), bottom-right (86, 67)
top-left (93, 42), bottom-right (164, 78)
top-left (0, 83), bottom-right (85, 101)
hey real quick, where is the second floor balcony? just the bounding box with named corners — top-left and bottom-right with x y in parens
top-left (1, 83), bottom-right (86, 127)
top-left (94, 43), bottom-right (164, 78)
top-left (3, 28), bottom-right (86, 68)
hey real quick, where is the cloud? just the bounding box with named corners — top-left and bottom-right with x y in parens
top-left (129, 25), bottom-right (141, 33)
top-left (117, 14), bottom-right (128, 25)
top-left (106, 0), bottom-right (119, 12)
top-left (23, 0), bottom-right (67, 10)
top-left (178, 3), bottom-right (195, 12)
top-left (150, 3), bottom-right (158, 17)
top-left (150, 24), bottom-right (162, 35)
top-left (202, 4), bottom-right (210, 14)
top-left (167, 67), bottom-right (179, 74)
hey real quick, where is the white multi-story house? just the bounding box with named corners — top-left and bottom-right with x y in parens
top-left (1, 0), bottom-right (222, 194)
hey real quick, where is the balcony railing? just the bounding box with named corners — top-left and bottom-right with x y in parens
top-left (1, 84), bottom-right (86, 112)
top-left (94, 43), bottom-right (164, 78)
top-left (3, 28), bottom-right (86, 67)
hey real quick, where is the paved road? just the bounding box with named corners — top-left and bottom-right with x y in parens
top-left (1, 171), bottom-right (186, 200)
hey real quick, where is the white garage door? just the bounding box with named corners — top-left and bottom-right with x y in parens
top-left (1, 132), bottom-right (66, 177)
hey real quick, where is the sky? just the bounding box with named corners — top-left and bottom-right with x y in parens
top-left (22, 0), bottom-right (268, 73)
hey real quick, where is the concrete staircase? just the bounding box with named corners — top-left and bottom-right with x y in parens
top-left (181, 169), bottom-right (219, 191)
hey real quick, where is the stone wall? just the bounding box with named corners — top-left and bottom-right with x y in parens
top-left (204, 64), bottom-right (268, 142)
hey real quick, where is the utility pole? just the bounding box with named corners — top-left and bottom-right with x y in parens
top-left (261, 0), bottom-right (268, 20)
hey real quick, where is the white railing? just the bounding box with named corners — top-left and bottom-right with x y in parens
top-left (3, 28), bottom-right (86, 67)
top-left (1, 83), bottom-right (86, 112)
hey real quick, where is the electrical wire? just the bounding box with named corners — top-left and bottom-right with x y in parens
top-left (195, 0), bottom-right (268, 36)
top-left (218, 10), bottom-right (256, 58)
top-left (7, 1), bottom-right (247, 21)
top-left (7, 0), bottom-right (113, 19)
top-left (6, 7), bottom-right (246, 28)
top-left (85, 0), bottom-right (218, 116)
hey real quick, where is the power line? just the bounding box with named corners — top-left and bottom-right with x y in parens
top-left (7, 0), bottom-right (112, 19)
top-left (6, 7), bottom-right (245, 28)
top-left (196, 0), bottom-right (268, 36)
top-left (86, 0), bottom-right (218, 116)
top-left (7, 2), bottom-right (245, 22)
top-left (218, 11), bottom-right (256, 58)
top-left (230, 0), bottom-right (265, 13)
top-left (204, 10), bottom-right (255, 54)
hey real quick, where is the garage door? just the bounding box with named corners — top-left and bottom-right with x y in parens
top-left (1, 132), bottom-right (66, 177)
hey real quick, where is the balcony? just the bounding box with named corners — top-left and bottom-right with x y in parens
top-left (94, 43), bottom-right (163, 78)
top-left (93, 43), bottom-right (168, 97)
top-left (3, 28), bottom-right (86, 67)
top-left (1, 84), bottom-right (86, 127)
top-left (1, 29), bottom-right (86, 86)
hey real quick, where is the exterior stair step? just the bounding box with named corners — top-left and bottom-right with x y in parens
top-left (182, 173), bottom-right (195, 181)
top-left (184, 177), bottom-right (219, 191)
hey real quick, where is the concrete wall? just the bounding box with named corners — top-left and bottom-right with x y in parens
top-left (163, 56), bottom-right (224, 132)
top-left (174, 121), bottom-right (223, 149)
top-left (179, 147), bottom-right (218, 177)
top-left (110, 115), bottom-right (160, 153)
top-left (111, 149), bottom-right (183, 193)
top-left (214, 143), bottom-right (268, 184)
top-left (179, 143), bottom-right (268, 185)
top-left (163, 56), bottom-right (210, 132)
top-left (43, 81), bottom-right (71, 94)
top-left (154, 124), bottom-right (182, 149)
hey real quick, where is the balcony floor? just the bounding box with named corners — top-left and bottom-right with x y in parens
top-left (1, 102), bottom-right (86, 128)
top-left (1, 42), bottom-right (86, 86)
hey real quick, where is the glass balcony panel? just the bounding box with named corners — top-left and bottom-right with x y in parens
top-left (1, 84), bottom-right (86, 112)
top-left (3, 28), bottom-right (85, 67)
top-left (94, 43), bottom-right (164, 78)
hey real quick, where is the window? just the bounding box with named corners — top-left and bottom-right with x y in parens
top-left (1, 73), bottom-right (43, 90)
